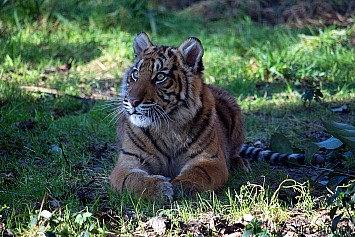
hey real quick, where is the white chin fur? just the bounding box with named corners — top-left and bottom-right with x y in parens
top-left (129, 115), bottom-right (152, 127)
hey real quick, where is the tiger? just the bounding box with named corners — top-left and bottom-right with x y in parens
top-left (109, 32), bottom-right (314, 201)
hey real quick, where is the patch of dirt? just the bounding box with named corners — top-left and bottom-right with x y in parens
top-left (58, 143), bottom-right (117, 205)
top-left (96, 208), bottom-right (354, 236)
top-left (165, 0), bottom-right (355, 27)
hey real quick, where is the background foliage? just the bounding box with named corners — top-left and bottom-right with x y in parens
top-left (1, 0), bottom-right (355, 236)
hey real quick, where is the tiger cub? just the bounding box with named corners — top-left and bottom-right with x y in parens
top-left (109, 33), bottom-right (306, 201)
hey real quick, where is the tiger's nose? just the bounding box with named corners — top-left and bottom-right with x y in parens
top-left (129, 98), bottom-right (142, 107)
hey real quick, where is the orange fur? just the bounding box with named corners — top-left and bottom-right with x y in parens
top-left (110, 33), bottom-right (249, 201)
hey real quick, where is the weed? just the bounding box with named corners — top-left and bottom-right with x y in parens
top-left (243, 218), bottom-right (268, 237)
top-left (302, 86), bottom-right (323, 107)
top-left (327, 181), bottom-right (355, 234)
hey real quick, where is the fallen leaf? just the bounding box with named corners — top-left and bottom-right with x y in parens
top-left (305, 140), bottom-right (320, 164)
top-left (331, 104), bottom-right (349, 113)
top-left (270, 133), bottom-right (293, 154)
top-left (243, 214), bottom-right (254, 222)
top-left (314, 137), bottom-right (343, 149)
top-left (146, 216), bottom-right (168, 235)
top-left (322, 120), bottom-right (355, 150)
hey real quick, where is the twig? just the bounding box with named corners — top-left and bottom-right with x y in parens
top-left (37, 192), bottom-right (47, 222)
top-left (31, 193), bottom-right (54, 237)
top-left (96, 59), bottom-right (108, 71)
top-left (47, 192), bottom-right (62, 216)
top-left (19, 85), bottom-right (115, 101)
top-left (19, 86), bottom-right (62, 95)
top-left (32, 208), bottom-right (59, 237)
top-left (31, 192), bottom-right (62, 237)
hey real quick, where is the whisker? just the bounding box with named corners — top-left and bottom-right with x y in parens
top-left (156, 105), bottom-right (173, 122)
top-left (104, 108), bottom-right (124, 125)
top-left (97, 99), bottom-right (125, 126)
top-left (154, 105), bottom-right (172, 130)
top-left (110, 109), bottom-right (125, 125)
top-left (154, 109), bottom-right (162, 129)
top-left (94, 99), bottom-right (122, 111)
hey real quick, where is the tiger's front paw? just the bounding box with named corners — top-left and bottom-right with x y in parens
top-left (171, 179), bottom-right (202, 199)
top-left (145, 175), bottom-right (174, 201)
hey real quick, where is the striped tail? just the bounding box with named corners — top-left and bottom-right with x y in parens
top-left (238, 145), bottom-right (306, 166)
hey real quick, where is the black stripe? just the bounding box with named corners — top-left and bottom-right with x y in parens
top-left (263, 151), bottom-right (272, 163)
top-left (215, 105), bottom-right (231, 134)
top-left (162, 90), bottom-right (179, 97)
top-left (121, 172), bottom-right (136, 193)
top-left (126, 125), bottom-right (163, 169)
top-left (189, 109), bottom-right (213, 146)
top-left (209, 153), bottom-right (218, 159)
top-left (156, 92), bottom-right (171, 104)
top-left (270, 153), bottom-right (281, 165)
top-left (191, 96), bottom-right (204, 125)
top-left (145, 50), bottom-right (154, 56)
top-left (140, 104), bottom-right (153, 109)
top-left (167, 48), bottom-right (174, 57)
top-left (246, 147), bottom-right (254, 158)
top-left (184, 71), bottom-right (189, 101)
top-left (293, 154), bottom-right (305, 165)
top-left (120, 148), bottom-right (140, 158)
top-left (169, 64), bottom-right (178, 74)
top-left (176, 116), bottom-right (214, 159)
top-left (188, 131), bottom-right (215, 159)
top-left (141, 128), bottom-right (171, 160)
top-left (166, 104), bottom-right (207, 157)
top-left (175, 72), bottom-right (182, 92)
top-left (210, 86), bottom-right (238, 136)
top-left (120, 149), bottom-right (153, 170)
top-left (175, 74), bottom-right (182, 101)
top-left (188, 93), bottom-right (213, 143)
top-left (127, 126), bottom-right (148, 154)
top-left (279, 154), bottom-right (289, 165)
top-left (161, 46), bottom-right (169, 52)
top-left (162, 79), bottom-right (173, 88)
top-left (158, 53), bottom-right (166, 60)
top-left (195, 166), bottom-right (212, 183)
top-left (239, 145), bottom-right (247, 158)
top-left (250, 148), bottom-right (262, 161)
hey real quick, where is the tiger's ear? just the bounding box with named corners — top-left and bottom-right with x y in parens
top-left (178, 37), bottom-right (204, 73)
top-left (133, 32), bottom-right (153, 56)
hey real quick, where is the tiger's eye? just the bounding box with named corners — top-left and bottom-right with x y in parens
top-left (156, 73), bottom-right (166, 83)
top-left (131, 69), bottom-right (139, 81)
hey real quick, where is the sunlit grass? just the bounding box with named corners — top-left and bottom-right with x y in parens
top-left (1, 0), bottom-right (355, 235)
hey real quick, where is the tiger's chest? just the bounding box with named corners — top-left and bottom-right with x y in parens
top-left (126, 126), bottom-right (197, 178)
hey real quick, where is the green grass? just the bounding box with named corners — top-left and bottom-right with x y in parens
top-left (1, 1), bottom-right (355, 236)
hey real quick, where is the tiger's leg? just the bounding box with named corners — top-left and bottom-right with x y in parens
top-left (171, 149), bottom-right (229, 198)
top-left (110, 154), bottom-right (174, 201)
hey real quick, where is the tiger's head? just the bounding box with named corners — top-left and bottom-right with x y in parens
top-left (121, 32), bottom-right (204, 128)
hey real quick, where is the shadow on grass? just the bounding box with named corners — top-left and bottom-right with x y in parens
top-left (0, 39), bottom-right (102, 66)
top-left (0, 0), bottom-right (156, 33)
top-left (0, 86), bottom-right (116, 206)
